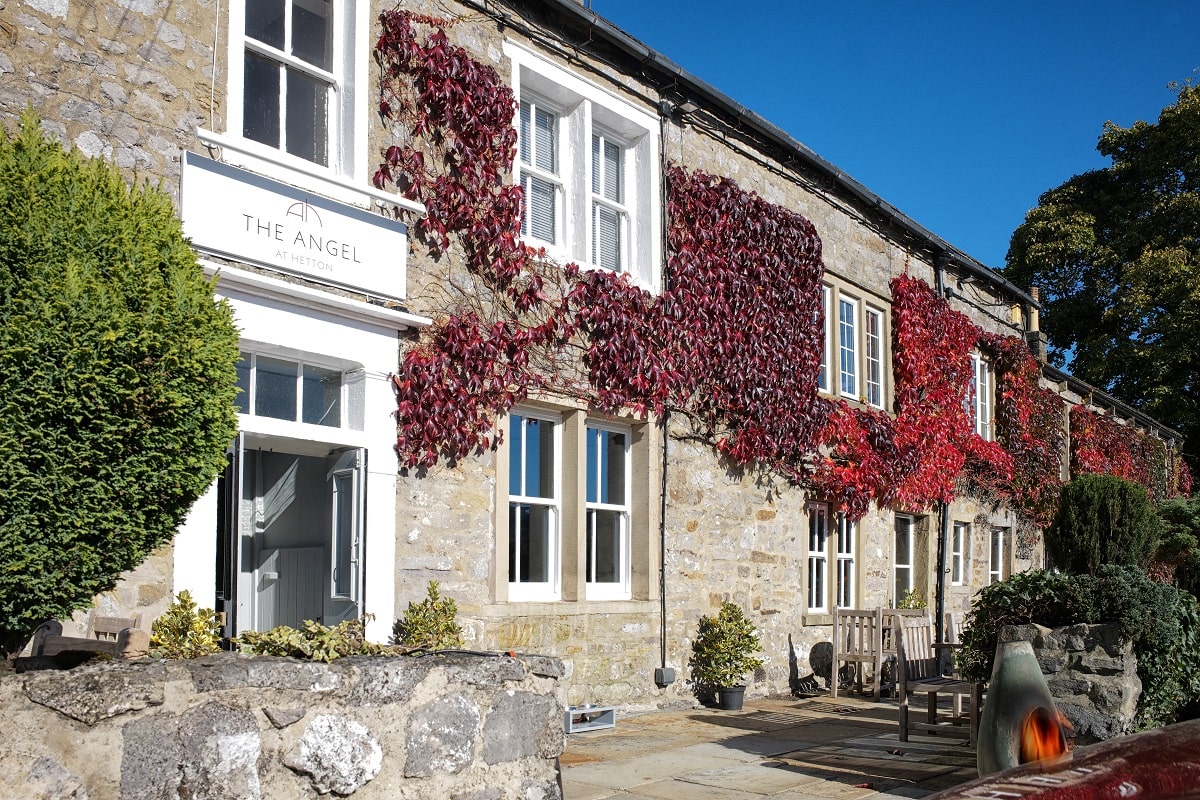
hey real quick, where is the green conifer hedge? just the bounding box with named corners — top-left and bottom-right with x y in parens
top-left (0, 113), bottom-right (240, 655)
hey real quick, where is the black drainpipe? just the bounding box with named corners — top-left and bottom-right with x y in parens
top-left (659, 411), bottom-right (670, 673)
top-left (935, 502), bottom-right (949, 644)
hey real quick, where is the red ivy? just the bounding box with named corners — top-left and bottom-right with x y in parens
top-left (1068, 405), bottom-right (1188, 501)
top-left (373, 11), bottom-right (1183, 520)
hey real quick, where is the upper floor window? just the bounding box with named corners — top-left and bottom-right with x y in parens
top-left (968, 354), bottom-right (993, 439)
top-left (505, 41), bottom-right (661, 291)
top-left (226, 0), bottom-right (364, 178)
top-left (235, 351), bottom-right (363, 430)
top-left (865, 307), bottom-right (885, 409)
top-left (818, 283), bottom-right (888, 410)
top-left (838, 296), bottom-right (859, 398)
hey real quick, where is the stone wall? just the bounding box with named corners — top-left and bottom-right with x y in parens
top-left (0, 653), bottom-right (566, 799)
top-left (1005, 623), bottom-right (1141, 743)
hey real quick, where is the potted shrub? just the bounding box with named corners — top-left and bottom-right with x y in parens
top-left (688, 601), bottom-right (765, 710)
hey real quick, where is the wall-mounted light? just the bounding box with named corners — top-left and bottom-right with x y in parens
top-left (659, 98), bottom-right (700, 118)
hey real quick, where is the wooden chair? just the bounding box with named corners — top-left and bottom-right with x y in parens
top-left (31, 614), bottom-right (149, 659)
top-left (896, 614), bottom-right (983, 744)
top-left (831, 608), bottom-right (884, 699)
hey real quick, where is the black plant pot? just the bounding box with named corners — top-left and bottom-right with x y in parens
top-left (718, 685), bottom-right (746, 710)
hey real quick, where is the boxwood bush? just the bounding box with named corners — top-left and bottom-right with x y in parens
top-left (1045, 473), bottom-right (1161, 575)
top-left (0, 114), bottom-right (240, 655)
top-left (958, 566), bottom-right (1200, 729)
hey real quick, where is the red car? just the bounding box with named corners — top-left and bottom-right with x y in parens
top-left (930, 718), bottom-right (1200, 800)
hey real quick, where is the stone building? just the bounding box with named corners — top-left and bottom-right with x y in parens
top-left (4, 0), bottom-right (1185, 713)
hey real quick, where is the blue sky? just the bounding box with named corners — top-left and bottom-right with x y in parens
top-left (591, 1), bottom-right (1200, 270)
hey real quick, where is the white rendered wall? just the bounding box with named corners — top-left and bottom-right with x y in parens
top-left (174, 264), bottom-right (426, 642)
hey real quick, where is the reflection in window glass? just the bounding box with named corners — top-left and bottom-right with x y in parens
top-left (245, 0), bottom-right (285, 48)
top-left (302, 364), bottom-right (341, 427)
top-left (286, 67), bottom-right (328, 166)
top-left (585, 426), bottom-right (628, 589)
top-left (291, 0), bottom-right (331, 68)
top-left (243, 52), bottom-right (281, 148)
top-left (255, 356), bottom-right (298, 421)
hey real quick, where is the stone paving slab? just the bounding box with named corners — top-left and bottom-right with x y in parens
top-left (561, 696), bottom-right (979, 800)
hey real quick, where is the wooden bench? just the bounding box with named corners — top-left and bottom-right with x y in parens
top-left (30, 614), bottom-right (149, 660)
top-left (896, 613), bottom-right (982, 744)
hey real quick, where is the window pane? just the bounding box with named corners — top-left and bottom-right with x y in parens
top-left (285, 68), bottom-right (329, 166)
top-left (591, 136), bottom-right (622, 201)
top-left (254, 356), bottom-right (297, 420)
top-left (245, 0), bottom-right (285, 48)
top-left (510, 503), bottom-right (551, 583)
top-left (509, 414), bottom-right (525, 495)
top-left (519, 101), bottom-right (532, 165)
top-left (514, 417), bottom-right (554, 499)
top-left (895, 567), bottom-right (912, 602)
top-left (586, 428), bottom-right (626, 504)
top-left (534, 106), bottom-right (556, 172)
top-left (291, 0), bottom-right (331, 69)
top-left (587, 509), bottom-right (622, 583)
top-left (243, 52), bottom-right (280, 148)
top-left (895, 521), bottom-right (911, 564)
top-left (866, 309), bottom-right (883, 408)
top-left (523, 173), bottom-right (556, 243)
top-left (593, 204), bottom-right (621, 270)
top-left (818, 288), bottom-right (830, 391)
top-left (235, 352), bottom-right (251, 414)
top-left (604, 140), bottom-right (621, 201)
top-left (302, 364), bottom-right (341, 426)
top-left (839, 298), bottom-right (857, 396)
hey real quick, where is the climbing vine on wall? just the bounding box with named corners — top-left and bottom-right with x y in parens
top-left (1068, 405), bottom-right (1189, 501)
top-left (372, 10), bottom-right (1186, 520)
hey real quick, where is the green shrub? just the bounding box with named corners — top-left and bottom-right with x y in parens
top-left (391, 581), bottom-right (464, 651)
top-left (149, 591), bottom-right (222, 659)
top-left (958, 566), bottom-right (1200, 729)
top-left (1156, 495), bottom-right (1200, 595)
top-left (237, 616), bottom-right (394, 663)
top-left (688, 601), bottom-right (764, 690)
top-left (1046, 474), bottom-right (1161, 575)
top-left (0, 113), bottom-right (240, 655)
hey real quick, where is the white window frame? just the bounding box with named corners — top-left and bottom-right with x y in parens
top-left (951, 521), bottom-right (968, 586)
top-left (584, 420), bottom-right (632, 601)
top-left (838, 295), bottom-right (859, 399)
top-left (818, 283), bottom-right (887, 410)
top-left (518, 95), bottom-right (564, 247)
top-left (989, 527), bottom-right (1006, 584)
top-left (220, 0), bottom-right (368, 188)
top-left (864, 306), bottom-right (885, 410)
top-left (507, 408), bottom-right (563, 602)
top-left (817, 286), bottom-right (831, 393)
top-left (835, 514), bottom-right (856, 610)
top-left (235, 350), bottom-right (363, 431)
top-left (894, 515), bottom-right (915, 605)
top-left (806, 502), bottom-right (829, 613)
top-left (969, 353), bottom-right (993, 440)
top-left (504, 41), bottom-right (662, 292)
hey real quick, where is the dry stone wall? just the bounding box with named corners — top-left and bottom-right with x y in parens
top-left (1005, 623), bottom-right (1141, 743)
top-left (0, 653), bottom-right (566, 799)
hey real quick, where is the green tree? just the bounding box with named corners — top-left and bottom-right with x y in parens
top-left (0, 114), bottom-right (240, 657)
top-left (1005, 82), bottom-right (1200, 464)
top-left (1046, 474), bottom-right (1161, 576)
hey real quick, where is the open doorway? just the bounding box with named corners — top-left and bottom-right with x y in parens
top-left (216, 437), bottom-right (365, 638)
